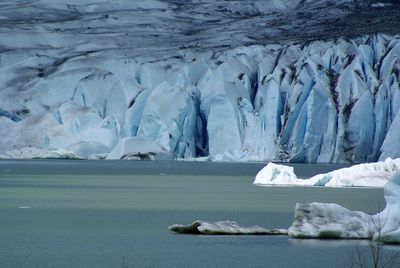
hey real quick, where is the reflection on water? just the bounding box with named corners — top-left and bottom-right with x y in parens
top-left (289, 238), bottom-right (371, 248)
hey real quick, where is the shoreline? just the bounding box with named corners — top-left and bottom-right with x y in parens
top-left (0, 158), bottom-right (352, 177)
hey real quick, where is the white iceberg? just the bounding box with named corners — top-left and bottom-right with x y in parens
top-left (288, 202), bottom-right (374, 239)
top-left (288, 171), bottom-right (400, 244)
top-left (169, 220), bottom-right (287, 235)
top-left (254, 158), bottom-right (400, 187)
top-left (376, 171), bottom-right (400, 243)
top-left (253, 162), bottom-right (301, 185)
top-left (171, 166), bottom-right (400, 244)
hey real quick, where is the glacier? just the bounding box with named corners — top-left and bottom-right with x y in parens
top-left (1, 1), bottom-right (400, 162)
top-left (254, 158), bottom-right (400, 187)
top-left (2, 34), bottom-right (400, 162)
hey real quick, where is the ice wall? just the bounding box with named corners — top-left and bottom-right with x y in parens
top-left (1, 34), bottom-right (400, 162)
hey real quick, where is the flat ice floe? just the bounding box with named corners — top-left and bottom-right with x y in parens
top-left (169, 220), bottom-right (287, 235)
top-left (254, 158), bottom-right (400, 187)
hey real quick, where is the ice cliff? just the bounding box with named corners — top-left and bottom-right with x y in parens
top-left (1, 1), bottom-right (400, 162)
top-left (2, 34), bottom-right (400, 162)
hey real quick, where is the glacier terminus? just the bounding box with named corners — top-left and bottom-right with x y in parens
top-left (0, 0), bottom-right (400, 163)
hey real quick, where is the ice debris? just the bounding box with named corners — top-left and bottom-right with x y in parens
top-left (172, 170), bottom-right (400, 244)
top-left (169, 220), bottom-right (287, 235)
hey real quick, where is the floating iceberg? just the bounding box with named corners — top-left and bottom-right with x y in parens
top-left (172, 169), bottom-right (400, 244)
top-left (288, 171), bottom-right (400, 244)
top-left (254, 158), bottom-right (400, 187)
top-left (288, 202), bottom-right (375, 239)
top-left (377, 171), bottom-right (400, 243)
top-left (169, 220), bottom-right (287, 235)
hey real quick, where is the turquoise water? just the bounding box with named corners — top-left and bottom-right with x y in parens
top-left (0, 160), bottom-right (394, 267)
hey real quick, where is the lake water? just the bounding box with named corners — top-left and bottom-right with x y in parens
top-left (0, 160), bottom-right (396, 267)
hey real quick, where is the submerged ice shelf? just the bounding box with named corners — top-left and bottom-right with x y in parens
top-left (0, 1), bottom-right (400, 162)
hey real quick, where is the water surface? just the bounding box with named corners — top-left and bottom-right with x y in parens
top-left (0, 160), bottom-right (393, 268)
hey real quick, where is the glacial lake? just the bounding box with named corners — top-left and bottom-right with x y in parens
top-left (0, 160), bottom-right (397, 268)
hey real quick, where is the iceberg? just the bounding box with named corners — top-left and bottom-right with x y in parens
top-left (288, 202), bottom-right (374, 239)
top-left (376, 171), bottom-right (400, 243)
top-left (171, 167), bottom-right (400, 244)
top-left (253, 162), bottom-right (301, 185)
top-left (169, 220), bottom-right (287, 235)
top-left (254, 158), bottom-right (400, 187)
top-left (288, 171), bottom-right (400, 244)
